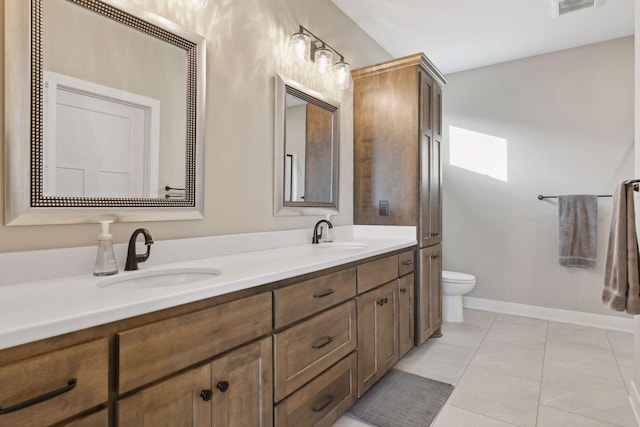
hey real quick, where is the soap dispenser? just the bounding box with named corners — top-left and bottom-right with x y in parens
top-left (93, 220), bottom-right (118, 276)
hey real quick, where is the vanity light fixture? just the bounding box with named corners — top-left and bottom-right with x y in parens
top-left (290, 26), bottom-right (351, 89)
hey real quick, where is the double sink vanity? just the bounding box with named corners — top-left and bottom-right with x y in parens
top-left (1, 0), bottom-right (445, 425)
top-left (0, 226), bottom-right (424, 426)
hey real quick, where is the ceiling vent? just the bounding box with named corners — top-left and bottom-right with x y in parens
top-left (551, 0), bottom-right (602, 18)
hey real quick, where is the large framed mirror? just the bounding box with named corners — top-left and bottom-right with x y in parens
top-left (274, 74), bottom-right (339, 216)
top-left (5, 0), bottom-right (206, 225)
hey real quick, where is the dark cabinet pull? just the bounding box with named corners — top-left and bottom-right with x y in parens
top-left (431, 254), bottom-right (439, 260)
top-left (313, 289), bottom-right (334, 299)
top-left (216, 381), bottom-right (230, 392)
top-left (312, 395), bottom-right (334, 413)
top-left (430, 232), bottom-right (440, 237)
top-left (400, 288), bottom-right (407, 294)
top-left (401, 260), bottom-right (414, 266)
top-left (200, 389), bottom-right (213, 401)
top-left (311, 336), bottom-right (334, 349)
top-left (0, 378), bottom-right (77, 415)
top-left (383, 298), bottom-right (388, 304)
top-left (377, 299), bottom-right (384, 306)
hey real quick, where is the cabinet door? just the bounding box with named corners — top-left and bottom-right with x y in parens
top-left (117, 364), bottom-right (212, 427)
top-left (377, 281), bottom-right (399, 373)
top-left (417, 245), bottom-right (442, 344)
top-left (430, 83), bottom-right (443, 243)
top-left (211, 337), bottom-right (273, 427)
top-left (353, 66), bottom-right (419, 226)
top-left (356, 287), bottom-right (380, 397)
top-left (420, 73), bottom-right (436, 247)
top-left (398, 273), bottom-right (415, 358)
top-left (430, 245), bottom-right (443, 332)
top-left (357, 281), bottom-right (398, 397)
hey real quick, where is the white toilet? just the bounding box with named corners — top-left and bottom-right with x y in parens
top-left (442, 270), bottom-right (476, 323)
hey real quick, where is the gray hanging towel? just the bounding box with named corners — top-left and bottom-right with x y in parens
top-left (558, 195), bottom-right (598, 268)
top-left (602, 183), bottom-right (640, 314)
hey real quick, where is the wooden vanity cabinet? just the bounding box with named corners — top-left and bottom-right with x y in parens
top-left (0, 247), bottom-right (419, 427)
top-left (356, 250), bottom-right (415, 397)
top-left (273, 267), bottom-right (358, 426)
top-left (357, 280), bottom-right (399, 397)
top-left (117, 337), bottom-right (272, 427)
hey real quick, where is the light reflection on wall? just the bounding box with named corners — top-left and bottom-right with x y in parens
top-left (449, 126), bottom-right (508, 182)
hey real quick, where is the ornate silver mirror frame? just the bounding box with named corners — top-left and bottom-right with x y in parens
top-left (273, 74), bottom-right (340, 217)
top-left (5, 0), bottom-right (206, 225)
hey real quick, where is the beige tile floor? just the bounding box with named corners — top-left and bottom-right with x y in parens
top-left (333, 309), bottom-right (637, 427)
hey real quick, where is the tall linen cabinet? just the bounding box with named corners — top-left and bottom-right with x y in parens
top-left (352, 53), bottom-right (446, 344)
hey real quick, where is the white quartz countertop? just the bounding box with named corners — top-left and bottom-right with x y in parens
top-left (0, 232), bottom-right (415, 350)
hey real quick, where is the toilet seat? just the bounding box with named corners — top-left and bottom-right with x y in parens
top-left (442, 270), bottom-right (475, 284)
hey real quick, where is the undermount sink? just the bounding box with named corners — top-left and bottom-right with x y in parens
top-left (96, 267), bottom-right (222, 290)
top-left (316, 241), bottom-right (369, 249)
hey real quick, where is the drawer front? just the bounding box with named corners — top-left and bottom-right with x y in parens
top-left (274, 268), bottom-right (356, 328)
top-left (357, 255), bottom-right (398, 293)
top-left (118, 292), bottom-right (272, 393)
top-left (398, 250), bottom-right (415, 277)
top-left (275, 353), bottom-right (357, 427)
top-left (274, 300), bottom-right (356, 401)
top-left (0, 338), bottom-right (108, 427)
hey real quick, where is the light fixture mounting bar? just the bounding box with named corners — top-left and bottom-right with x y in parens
top-left (297, 25), bottom-right (345, 62)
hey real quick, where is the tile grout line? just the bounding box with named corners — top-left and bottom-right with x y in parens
top-left (535, 319), bottom-right (549, 427)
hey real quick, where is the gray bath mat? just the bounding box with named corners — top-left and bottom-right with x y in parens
top-left (347, 369), bottom-right (454, 427)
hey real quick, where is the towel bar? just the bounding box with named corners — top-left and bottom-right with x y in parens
top-left (537, 194), bottom-right (611, 200)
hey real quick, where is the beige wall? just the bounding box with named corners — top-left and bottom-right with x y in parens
top-left (443, 37), bottom-right (634, 317)
top-left (0, 0), bottom-right (391, 252)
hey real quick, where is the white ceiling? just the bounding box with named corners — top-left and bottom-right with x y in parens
top-left (331, 0), bottom-right (634, 74)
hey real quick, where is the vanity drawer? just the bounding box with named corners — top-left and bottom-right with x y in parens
top-left (118, 292), bottom-right (272, 393)
top-left (275, 353), bottom-right (357, 427)
top-left (274, 300), bottom-right (356, 401)
top-left (0, 338), bottom-right (108, 427)
top-left (398, 250), bottom-right (415, 277)
top-left (274, 268), bottom-right (357, 328)
top-left (357, 255), bottom-right (398, 293)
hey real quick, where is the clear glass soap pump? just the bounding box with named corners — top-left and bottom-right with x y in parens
top-left (94, 220), bottom-right (118, 276)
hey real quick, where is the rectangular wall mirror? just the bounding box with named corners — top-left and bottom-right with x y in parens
top-left (5, 0), bottom-right (206, 225)
top-left (274, 74), bottom-right (339, 216)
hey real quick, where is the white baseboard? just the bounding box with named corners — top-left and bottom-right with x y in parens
top-left (629, 380), bottom-right (640, 426)
top-left (463, 296), bottom-right (634, 332)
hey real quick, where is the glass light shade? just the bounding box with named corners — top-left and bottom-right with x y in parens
top-left (315, 48), bottom-right (333, 74)
top-left (291, 32), bottom-right (311, 62)
top-left (334, 61), bottom-right (351, 89)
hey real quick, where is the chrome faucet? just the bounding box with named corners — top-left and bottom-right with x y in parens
top-left (125, 228), bottom-right (154, 271)
top-left (312, 220), bottom-right (333, 244)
